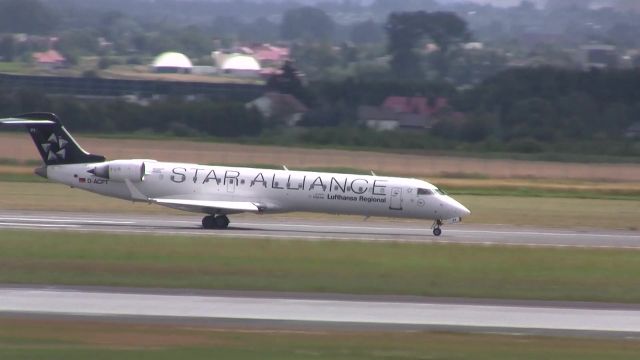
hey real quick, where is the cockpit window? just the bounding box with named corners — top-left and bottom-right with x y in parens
top-left (435, 189), bottom-right (447, 195)
top-left (417, 188), bottom-right (433, 196)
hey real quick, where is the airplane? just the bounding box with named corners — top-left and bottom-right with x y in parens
top-left (1, 113), bottom-right (470, 236)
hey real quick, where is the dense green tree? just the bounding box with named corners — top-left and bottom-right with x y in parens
top-left (386, 12), bottom-right (426, 79)
top-left (173, 26), bottom-right (212, 57)
top-left (55, 30), bottom-right (100, 58)
top-left (239, 18), bottom-right (279, 43)
top-left (267, 61), bottom-right (313, 105)
top-left (504, 98), bottom-right (557, 141)
top-left (290, 43), bottom-right (340, 79)
top-left (386, 11), bottom-right (470, 80)
top-left (98, 11), bottom-right (143, 54)
top-left (211, 16), bottom-right (243, 40)
top-left (555, 92), bottom-right (599, 138)
top-left (371, 0), bottom-right (438, 13)
top-left (350, 20), bottom-right (384, 44)
top-left (128, 26), bottom-right (211, 58)
top-left (281, 7), bottom-right (335, 42)
top-left (448, 49), bottom-right (508, 85)
top-left (0, 36), bottom-right (16, 62)
top-left (453, 67), bottom-right (640, 140)
top-left (185, 102), bottom-right (263, 137)
top-left (422, 12), bottom-right (470, 55)
top-left (0, 0), bottom-right (57, 34)
top-left (423, 12), bottom-right (470, 78)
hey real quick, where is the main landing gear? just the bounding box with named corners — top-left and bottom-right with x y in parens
top-left (202, 215), bottom-right (230, 229)
top-left (432, 219), bottom-right (443, 237)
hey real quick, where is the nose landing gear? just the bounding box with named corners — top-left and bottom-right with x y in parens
top-left (202, 215), bottom-right (230, 229)
top-left (432, 219), bottom-right (443, 236)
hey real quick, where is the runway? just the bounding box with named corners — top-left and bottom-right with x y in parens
top-left (1, 286), bottom-right (640, 338)
top-left (0, 210), bottom-right (639, 249)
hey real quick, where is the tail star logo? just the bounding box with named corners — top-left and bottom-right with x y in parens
top-left (41, 133), bottom-right (67, 162)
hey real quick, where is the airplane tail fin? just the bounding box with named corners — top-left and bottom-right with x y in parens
top-left (0, 112), bottom-right (106, 165)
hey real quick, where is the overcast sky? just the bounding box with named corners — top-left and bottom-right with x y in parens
top-left (262, 0), bottom-right (548, 8)
top-left (437, 0), bottom-right (543, 5)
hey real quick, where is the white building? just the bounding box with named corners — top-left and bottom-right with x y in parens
top-left (152, 52), bottom-right (193, 74)
top-left (213, 51), bottom-right (261, 78)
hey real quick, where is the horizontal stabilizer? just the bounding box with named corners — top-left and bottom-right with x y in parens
top-left (153, 198), bottom-right (262, 214)
top-left (0, 118), bottom-right (56, 125)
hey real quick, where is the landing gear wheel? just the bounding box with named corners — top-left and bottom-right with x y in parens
top-left (214, 215), bottom-right (230, 229)
top-left (202, 215), bottom-right (230, 229)
top-left (202, 215), bottom-right (216, 229)
top-left (431, 219), bottom-right (443, 237)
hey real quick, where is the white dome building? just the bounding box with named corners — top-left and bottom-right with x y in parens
top-left (152, 52), bottom-right (193, 74)
top-left (222, 55), bottom-right (261, 72)
top-left (213, 52), bottom-right (261, 77)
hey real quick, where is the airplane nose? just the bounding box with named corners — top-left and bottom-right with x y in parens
top-left (458, 204), bottom-right (471, 217)
top-left (446, 197), bottom-right (471, 218)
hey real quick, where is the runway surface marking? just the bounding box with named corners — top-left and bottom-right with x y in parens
top-left (0, 222), bottom-right (79, 228)
top-left (3, 214), bottom-right (639, 238)
top-left (0, 216), bottom-right (134, 224)
top-left (1, 211), bottom-right (639, 249)
top-left (1, 287), bottom-right (640, 335)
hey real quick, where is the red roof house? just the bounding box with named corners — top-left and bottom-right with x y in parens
top-left (251, 44), bottom-right (290, 67)
top-left (359, 96), bottom-right (449, 131)
top-left (32, 50), bottom-right (66, 68)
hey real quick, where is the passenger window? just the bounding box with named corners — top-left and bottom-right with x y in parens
top-left (417, 188), bottom-right (433, 196)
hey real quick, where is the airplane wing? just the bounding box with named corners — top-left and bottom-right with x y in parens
top-left (153, 198), bottom-right (263, 214)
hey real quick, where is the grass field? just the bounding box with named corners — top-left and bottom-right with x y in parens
top-left (0, 62), bottom-right (31, 74)
top-left (103, 65), bottom-right (265, 84)
top-left (2, 230), bottom-right (640, 303)
top-left (1, 180), bottom-right (638, 229)
top-left (2, 318), bottom-right (640, 360)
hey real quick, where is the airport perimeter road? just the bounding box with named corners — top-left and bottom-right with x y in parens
top-left (0, 210), bottom-right (639, 249)
top-left (1, 286), bottom-right (640, 338)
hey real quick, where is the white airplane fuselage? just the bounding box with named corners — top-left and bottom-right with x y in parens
top-left (46, 160), bottom-right (470, 221)
top-left (2, 113), bottom-right (470, 235)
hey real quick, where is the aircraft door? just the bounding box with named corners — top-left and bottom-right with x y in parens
top-left (227, 178), bottom-right (237, 193)
top-left (389, 187), bottom-right (403, 210)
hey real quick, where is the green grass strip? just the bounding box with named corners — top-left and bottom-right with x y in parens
top-left (1, 230), bottom-right (638, 303)
top-left (2, 318), bottom-right (640, 360)
top-left (450, 187), bottom-right (640, 201)
top-left (0, 174), bottom-right (47, 183)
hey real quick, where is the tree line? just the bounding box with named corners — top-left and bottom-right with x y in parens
top-left (1, 65), bottom-right (637, 158)
top-left (0, 88), bottom-right (263, 138)
top-left (448, 67), bottom-right (640, 143)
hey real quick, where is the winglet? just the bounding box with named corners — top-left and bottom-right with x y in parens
top-left (283, 165), bottom-right (289, 171)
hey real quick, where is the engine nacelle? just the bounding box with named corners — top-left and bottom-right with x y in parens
top-left (89, 160), bottom-right (155, 182)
